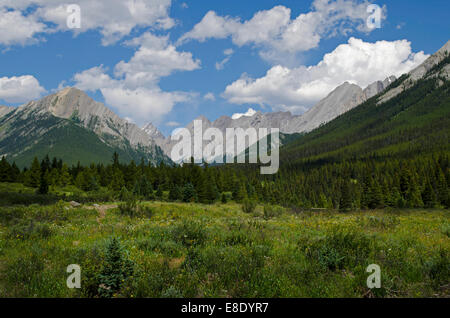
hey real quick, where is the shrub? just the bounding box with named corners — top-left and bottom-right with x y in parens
top-left (118, 196), bottom-right (138, 217)
top-left (242, 199), bottom-right (256, 214)
top-left (263, 205), bottom-right (284, 219)
top-left (162, 286), bottom-right (183, 298)
top-left (7, 219), bottom-right (53, 240)
top-left (302, 227), bottom-right (372, 271)
top-left (171, 220), bottom-right (206, 247)
top-left (424, 248), bottom-right (450, 287)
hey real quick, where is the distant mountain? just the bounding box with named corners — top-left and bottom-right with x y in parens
top-left (0, 87), bottom-right (170, 167)
top-left (144, 75), bottom-right (396, 161)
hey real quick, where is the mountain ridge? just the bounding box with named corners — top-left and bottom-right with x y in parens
top-left (144, 75), bottom-right (397, 160)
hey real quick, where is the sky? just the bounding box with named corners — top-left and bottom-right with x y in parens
top-left (0, 0), bottom-right (448, 136)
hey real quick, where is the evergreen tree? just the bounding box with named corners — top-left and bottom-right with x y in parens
top-left (0, 156), bottom-right (11, 182)
top-left (422, 181), bottom-right (437, 208)
top-left (38, 170), bottom-right (49, 195)
top-left (169, 184), bottom-right (182, 201)
top-left (339, 181), bottom-right (352, 212)
top-left (221, 192), bottom-right (228, 204)
top-left (182, 183), bottom-right (197, 202)
top-left (155, 186), bottom-right (163, 200)
top-left (25, 157), bottom-right (41, 188)
top-left (98, 237), bottom-right (134, 298)
top-left (59, 163), bottom-right (71, 187)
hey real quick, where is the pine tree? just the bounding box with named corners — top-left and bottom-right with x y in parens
top-left (25, 157), bottom-right (41, 188)
top-left (98, 237), bottom-right (134, 298)
top-left (38, 170), bottom-right (49, 195)
top-left (0, 156), bottom-right (11, 182)
top-left (221, 192), bottom-right (228, 204)
top-left (422, 181), bottom-right (437, 208)
top-left (59, 163), bottom-right (71, 187)
top-left (182, 183), bottom-right (197, 202)
top-left (169, 184), bottom-right (182, 201)
top-left (339, 181), bottom-right (352, 212)
top-left (155, 186), bottom-right (163, 200)
top-left (367, 179), bottom-right (384, 209)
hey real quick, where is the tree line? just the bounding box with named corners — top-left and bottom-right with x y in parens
top-left (0, 151), bottom-right (448, 210)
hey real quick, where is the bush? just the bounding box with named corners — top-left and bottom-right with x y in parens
top-left (301, 227), bottom-right (372, 271)
top-left (242, 199), bottom-right (256, 214)
top-left (8, 220), bottom-right (53, 240)
top-left (171, 220), bottom-right (207, 247)
top-left (0, 192), bottom-right (59, 206)
top-left (118, 197), bottom-right (154, 219)
top-left (263, 205), bottom-right (284, 219)
top-left (118, 196), bottom-right (138, 217)
top-left (162, 286), bottom-right (183, 298)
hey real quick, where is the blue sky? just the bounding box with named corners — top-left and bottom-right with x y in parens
top-left (0, 0), bottom-right (448, 135)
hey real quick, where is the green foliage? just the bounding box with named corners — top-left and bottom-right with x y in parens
top-left (263, 205), bottom-right (284, 219)
top-left (171, 219), bottom-right (207, 247)
top-left (98, 237), bottom-right (134, 298)
top-left (242, 199), bottom-right (256, 214)
top-left (182, 183), bottom-right (197, 203)
top-left (0, 202), bottom-right (448, 298)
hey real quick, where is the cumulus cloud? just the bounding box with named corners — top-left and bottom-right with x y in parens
top-left (179, 0), bottom-right (386, 63)
top-left (223, 38), bottom-right (429, 113)
top-left (0, 0), bottom-right (174, 46)
top-left (0, 8), bottom-right (47, 46)
top-left (0, 75), bottom-right (45, 103)
top-left (101, 87), bottom-right (192, 123)
top-left (73, 32), bottom-right (200, 124)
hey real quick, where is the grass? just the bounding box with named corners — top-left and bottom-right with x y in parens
top-left (0, 201), bottom-right (448, 298)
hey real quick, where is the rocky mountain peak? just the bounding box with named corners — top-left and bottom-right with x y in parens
top-left (143, 122), bottom-right (165, 140)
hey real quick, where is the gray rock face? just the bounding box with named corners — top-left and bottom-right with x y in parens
top-left (0, 87), bottom-right (167, 164)
top-left (379, 40), bottom-right (450, 104)
top-left (22, 87), bottom-right (156, 149)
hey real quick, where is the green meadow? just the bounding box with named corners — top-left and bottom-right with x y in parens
top-left (0, 198), bottom-right (448, 298)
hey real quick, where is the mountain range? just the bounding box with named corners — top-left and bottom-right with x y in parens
top-left (0, 40), bottom-right (448, 167)
top-left (145, 75), bottom-right (396, 161)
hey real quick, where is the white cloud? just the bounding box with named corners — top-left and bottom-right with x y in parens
top-left (101, 87), bottom-right (192, 123)
top-left (0, 75), bottom-right (45, 103)
top-left (0, 8), bottom-right (46, 46)
top-left (223, 38), bottom-right (429, 113)
top-left (204, 92), bottom-right (215, 101)
top-left (0, 0), bottom-right (174, 46)
top-left (73, 32), bottom-right (200, 124)
top-left (73, 65), bottom-right (116, 92)
top-left (179, 0), bottom-right (386, 63)
top-left (117, 33), bottom-right (200, 87)
top-left (231, 108), bottom-right (257, 120)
